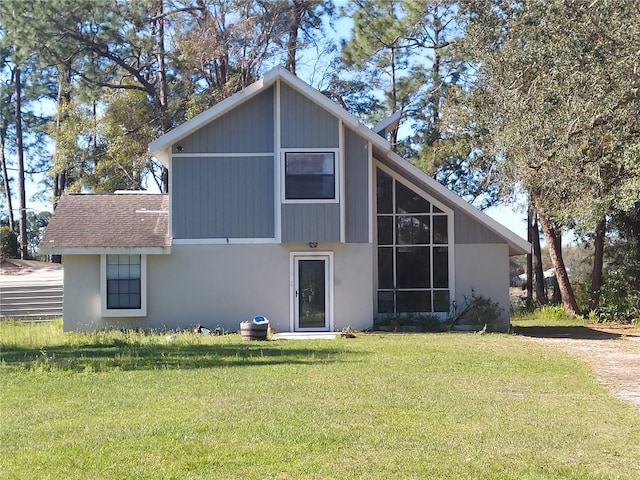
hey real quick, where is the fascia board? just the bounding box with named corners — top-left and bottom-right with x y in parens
top-left (384, 150), bottom-right (531, 256)
top-left (39, 246), bottom-right (171, 255)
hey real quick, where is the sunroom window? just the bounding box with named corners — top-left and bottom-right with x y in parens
top-left (376, 168), bottom-right (450, 314)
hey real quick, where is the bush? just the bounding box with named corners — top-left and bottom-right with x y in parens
top-left (0, 226), bottom-right (19, 258)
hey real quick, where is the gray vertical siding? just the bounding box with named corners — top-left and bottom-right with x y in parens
top-left (281, 203), bottom-right (340, 242)
top-left (280, 83), bottom-right (339, 148)
top-left (174, 87), bottom-right (274, 154)
top-left (454, 213), bottom-right (504, 244)
top-left (376, 157), bottom-right (506, 245)
top-left (173, 156), bottom-right (275, 239)
top-left (344, 128), bottom-right (370, 243)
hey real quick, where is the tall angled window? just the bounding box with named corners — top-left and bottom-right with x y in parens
top-left (106, 255), bottom-right (141, 309)
top-left (285, 152), bottom-right (336, 200)
top-left (376, 168), bottom-right (450, 314)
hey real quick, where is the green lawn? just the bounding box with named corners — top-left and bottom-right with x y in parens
top-left (2, 320), bottom-right (640, 479)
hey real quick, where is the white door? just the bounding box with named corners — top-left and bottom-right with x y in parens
top-left (291, 253), bottom-right (332, 332)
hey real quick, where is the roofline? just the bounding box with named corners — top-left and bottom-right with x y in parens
top-left (39, 246), bottom-right (172, 255)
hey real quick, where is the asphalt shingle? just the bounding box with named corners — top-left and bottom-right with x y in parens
top-left (41, 193), bottom-right (170, 249)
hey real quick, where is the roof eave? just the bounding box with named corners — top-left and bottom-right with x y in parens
top-left (39, 246), bottom-right (172, 255)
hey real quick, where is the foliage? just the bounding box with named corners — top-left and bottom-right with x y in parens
top-left (375, 312), bottom-right (445, 332)
top-left (0, 225), bottom-right (19, 258)
top-left (592, 236), bottom-right (640, 323)
top-left (447, 291), bottom-right (502, 327)
top-left (511, 305), bottom-right (586, 327)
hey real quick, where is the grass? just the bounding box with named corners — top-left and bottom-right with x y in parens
top-left (2, 320), bottom-right (640, 479)
top-left (511, 304), bottom-right (640, 332)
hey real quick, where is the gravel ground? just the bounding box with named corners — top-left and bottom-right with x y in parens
top-left (516, 325), bottom-right (640, 409)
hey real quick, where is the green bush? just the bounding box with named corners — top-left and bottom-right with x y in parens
top-left (0, 226), bottom-right (19, 258)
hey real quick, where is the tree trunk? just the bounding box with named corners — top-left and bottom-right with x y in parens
top-left (536, 206), bottom-right (579, 315)
top-left (531, 210), bottom-right (547, 305)
top-left (285, 0), bottom-right (305, 75)
top-left (526, 206), bottom-right (533, 306)
top-left (0, 132), bottom-right (14, 231)
top-left (155, 0), bottom-right (170, 193)
top-left (589, 217), bottom-right (606, 311)
top-left (15, 66), bottom-right (28, 259)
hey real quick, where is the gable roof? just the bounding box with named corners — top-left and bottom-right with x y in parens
top-left (40, 193), bottom-right (170, 255)
top-left (149, 66), bottom-right (530, 256)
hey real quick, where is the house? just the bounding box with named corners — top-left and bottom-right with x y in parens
top-left (40, 67), bottom-right (530, 333)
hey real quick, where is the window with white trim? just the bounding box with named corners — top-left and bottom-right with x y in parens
top-left (284, 152), bottom-right (336, 200)
top-left (376, 168), bottom-right (450, 314)
top-left (101, 254), bottom-right (147, 317)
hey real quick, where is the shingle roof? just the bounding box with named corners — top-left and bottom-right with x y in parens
top-left (40, 193), bottom-right (170, 252)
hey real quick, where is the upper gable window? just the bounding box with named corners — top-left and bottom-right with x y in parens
top-left (284, 152), bottom-right (337, 201)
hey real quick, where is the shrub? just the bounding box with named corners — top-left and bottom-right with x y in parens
top-left (0, 226), bottom-right (19, 258)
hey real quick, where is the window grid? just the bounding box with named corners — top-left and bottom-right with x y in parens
top-left (106, 255), bottom-right (142, 310)
top-left (376, 170), bottom-right (450, 314)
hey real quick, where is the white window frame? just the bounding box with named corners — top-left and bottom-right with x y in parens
top-left (281, 148), bottom-right (340, 204)
top-left (100, 254), bottom-right (148, 317)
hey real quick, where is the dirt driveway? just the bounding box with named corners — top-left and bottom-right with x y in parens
top-left (514, 325), bottom-right (640, 409)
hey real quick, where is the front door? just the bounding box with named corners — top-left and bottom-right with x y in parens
top-left (291, 253), bottom-right (332, 332)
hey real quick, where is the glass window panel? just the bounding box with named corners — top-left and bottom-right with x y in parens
top-left (129, 279), bottom-right (140, 294)
top-left (377, 216), bottom-right (393, 245)
top-left (130, 264), bottom-right (141, 279)
top-left (298, 259), bottom-right (326, 328)
top-left (397, 290), bottom-right (432, 313)
top-left (433, 247), bottom-right (449, 288)
top-left (129, 294), bottom-right (141, 309)
top-left (119, 294), bottom-right (129, 307)
top-left (376, 169), bottom-right (393, 214)
top-left (129, 255), bottom-right (141, 265)
top-left (107, 279), bottom-right (119, 294)
top-left (107, 255), bottom-right (118, 265)
top-left (108, 294), bottom-right (119, 309)
top-left (377, 247), bottom-right (394, 289)
top-left (396, 246), bottom-right (430, 288)
top-left (118, 255), bottom-right (130, 265)
top-left (433, 290), bottom-right (450, 312)
top-left (433, 216), bottom-right (448, 244)
top-left (396, 215), bottom-right (430, 245)
top-left (107, 264), bottom-right (119, 279)
top-left (396, 181), bottom-right (430, 214)
top-left (285, 153), bottom-right (335, 200)
top-left (433, 205), bottom-right (444, 213)
top-left (119, 280), bottom-right (131, 294)
top-left (377, 291), bottom-right (394, 313)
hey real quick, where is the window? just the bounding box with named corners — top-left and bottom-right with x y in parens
top-left (284, 152), bottom-right (336, 200)
top-left (101, 254), bottom-right (147, 317)
top-left (376, 168), bottom-right (451, 314)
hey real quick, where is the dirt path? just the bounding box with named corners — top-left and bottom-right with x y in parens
top-left (514, 326), bottom-right (640, 409)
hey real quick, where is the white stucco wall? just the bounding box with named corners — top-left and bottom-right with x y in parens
top-left (62, 255), bottom-right (102, 332)
top-left (61, 243), bottom-right (374, 333)
top-left (454, 243), bottom-right (511, 331)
